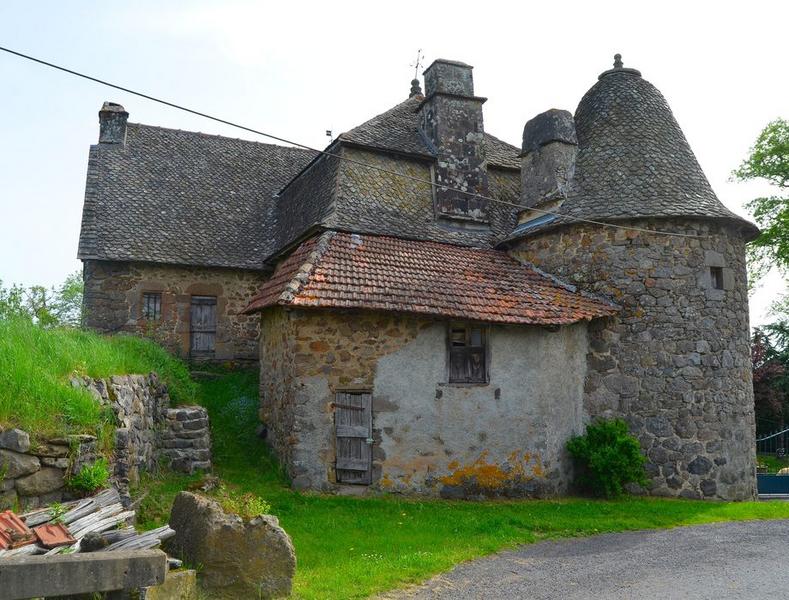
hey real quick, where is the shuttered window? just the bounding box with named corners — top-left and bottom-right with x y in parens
top-left (141, 292), bottom-right (162, 321)
top-left (448, 324), bottom-right (487, 383)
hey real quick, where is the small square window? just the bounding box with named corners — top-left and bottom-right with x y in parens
top-left (710, 267), bottom-right (724, 290)
top-left (142, 292), bottom-right (162, 320)
top-left (448, 324), bottom-right (487, 384)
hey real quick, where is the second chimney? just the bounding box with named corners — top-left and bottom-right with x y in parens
top-left (98, 102), bottom-right (128, 145)
top-left (519, 109), bottom-right (577, 211)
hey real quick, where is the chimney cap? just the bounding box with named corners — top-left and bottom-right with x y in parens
top-left (423, 58), bottom-right (473, 73)
top-left (521, 109), bottom-right (577, 156)
top-left (99, 101), bottom-right (128, 115)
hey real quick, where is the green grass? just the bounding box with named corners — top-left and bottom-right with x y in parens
top-left (757, 453), bottom-right (789, 473)
top-left (136, 369), bottom-right (789, 600)
top-left (0, 317), bottom-right (197, 437)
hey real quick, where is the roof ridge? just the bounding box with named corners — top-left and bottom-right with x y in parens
top-left (277, 231), bottom-right (336, 304)
top-left (127, 122), bottom-right (317, 154)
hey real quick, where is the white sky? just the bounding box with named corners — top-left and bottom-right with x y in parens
top-left (0, 0), bottom-right (786, 327)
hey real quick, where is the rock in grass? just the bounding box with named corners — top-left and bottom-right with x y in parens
top-left (166, 491), bottom-right (295, 599)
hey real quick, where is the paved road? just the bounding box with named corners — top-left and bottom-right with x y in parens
top-left (383, 520), bottom-right (789, 599)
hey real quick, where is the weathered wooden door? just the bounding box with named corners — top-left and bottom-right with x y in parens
top-left (334, 391), bottom-right (372, 484)
top-left (190, 296), bottom-right (217, 357)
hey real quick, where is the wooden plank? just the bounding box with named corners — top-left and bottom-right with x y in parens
top-left (336, 424), bottom-right (369, 438)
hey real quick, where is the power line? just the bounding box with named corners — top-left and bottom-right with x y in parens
top-left (0, 44), bottom-right (707, 240)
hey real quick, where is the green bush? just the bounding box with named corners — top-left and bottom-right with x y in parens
top-left (68, 458), bottom-right (110, 494)
top-left (566, 418), bottom-right (647, 498)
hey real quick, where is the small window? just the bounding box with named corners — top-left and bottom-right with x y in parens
top-left (710, 267), bottom-right (724, 290)
top-left (142, 292), bottom-right (162, 320)
top-left (448, 324), bottom-right (487, 383)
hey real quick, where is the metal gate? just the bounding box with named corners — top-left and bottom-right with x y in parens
top-left (756, 428), bottom-right (789, 495)
top-left (756, 427), bottom-right (789, 457)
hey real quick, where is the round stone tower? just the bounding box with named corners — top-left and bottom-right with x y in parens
top-left (508, 55), bottom-right (759, 500)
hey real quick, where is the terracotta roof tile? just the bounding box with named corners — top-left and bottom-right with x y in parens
top-left (246, 232), bottom-right (618, 325)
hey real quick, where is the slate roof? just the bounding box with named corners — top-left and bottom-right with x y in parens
top-left (339, 96), bottom-right (520, 169)
top-left (77, 123), bottom-right (316, 270)
top-left (245, 231), bottom-right (618, 325)
top-left (508, 67), bottom-right (759, 240)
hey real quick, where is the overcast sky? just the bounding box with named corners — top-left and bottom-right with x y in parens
top-left (0, 1), bottom-right (786, 326)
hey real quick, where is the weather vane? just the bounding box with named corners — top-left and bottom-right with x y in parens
top-left (411, 49), bottom-right (424, 79)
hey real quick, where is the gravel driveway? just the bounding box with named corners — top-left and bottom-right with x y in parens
top-left (383, 520), bottom-right (789, 599)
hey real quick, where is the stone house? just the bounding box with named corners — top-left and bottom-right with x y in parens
top-left (79, 56), bottom-right (759, 500)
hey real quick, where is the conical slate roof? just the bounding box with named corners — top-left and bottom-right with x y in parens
top-left (514, 59), bottom-right (758, 240)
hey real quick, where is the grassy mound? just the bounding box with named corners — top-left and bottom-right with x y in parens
top-left (0, 317), bottom-right (197, 437)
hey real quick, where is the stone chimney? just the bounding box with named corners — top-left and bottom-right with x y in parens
top-left (418, 60), bottom-right (489, 223)
top-left (519, 109), bottom-right (577, 212)
top-left (98, 102), bottom-right (128, 144)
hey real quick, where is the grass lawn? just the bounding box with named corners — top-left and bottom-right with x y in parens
top-left (757, 453), bottom-right (789, 473)
top-left (137, 369), bottom-right (789, 600)
top-left (0, 318), bottom-right (197, 437)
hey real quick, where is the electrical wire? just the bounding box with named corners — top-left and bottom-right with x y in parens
top-left (0, 45), bottom-right (712, 239)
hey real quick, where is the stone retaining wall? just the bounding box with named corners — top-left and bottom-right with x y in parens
top-left (0, 373), bottom-right (212, 510)
top-left (159, 407), bottom-right (212, 474)
top-left (0, 429), bottom-right (98, 510)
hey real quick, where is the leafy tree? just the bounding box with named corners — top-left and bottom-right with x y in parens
top-left (52, 271), bottom-right (84, 327)
top-left (0, 280), bottom-right (28, 321)
top-left (752, 328), bottom-right (788, 435)
top-left (0, 271), bottom-right (83, 327)
top-left (733, 118), bottom-right (789, 283)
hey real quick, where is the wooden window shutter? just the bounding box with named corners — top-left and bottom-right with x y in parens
top-left (448, 324), bottom-right (487, 383)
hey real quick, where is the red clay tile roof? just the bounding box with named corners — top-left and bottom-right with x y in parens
top-left (245, 232), bottom-right (618, 325)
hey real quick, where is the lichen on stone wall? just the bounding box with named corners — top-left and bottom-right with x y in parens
top-left (436, 450), bottom-right (546, 498)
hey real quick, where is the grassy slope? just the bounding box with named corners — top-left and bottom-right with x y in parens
top-left (138, 370), bottom-right (789, 600)
top-left (0, 318), bottom-right (197, 437)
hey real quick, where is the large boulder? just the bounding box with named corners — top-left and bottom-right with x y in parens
top-left (166, 491), bottom-right (295, 599)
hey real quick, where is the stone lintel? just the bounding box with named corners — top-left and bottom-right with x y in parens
top-left (0, 549), bottom-right (166, 599)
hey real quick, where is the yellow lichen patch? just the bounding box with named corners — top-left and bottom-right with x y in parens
top-left (439, 450), bottom-right (545, 491)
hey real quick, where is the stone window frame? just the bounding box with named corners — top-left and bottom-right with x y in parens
top-left (710, 266), bottom-right (724, 290)
top-left (141, 291), bottom-right (162, 321)
top-left (445, 322), bottom-right (490, 385)
top-left (700, 250), bottom-right (734, 295)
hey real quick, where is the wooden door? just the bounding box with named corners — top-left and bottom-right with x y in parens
top-left (190, 296), bottom-right (217, 357)
top-left (335, 391), bottom-right (372, 484)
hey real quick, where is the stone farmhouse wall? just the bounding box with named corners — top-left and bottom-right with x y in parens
top-left (511, 218), bottom-right (756, 501)
top-left (82, 259), bottom-right (264, 364)
top-left (0, 374), bottom-right (211, 510)
top-left (259, 307), bottom-right (589, 498)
